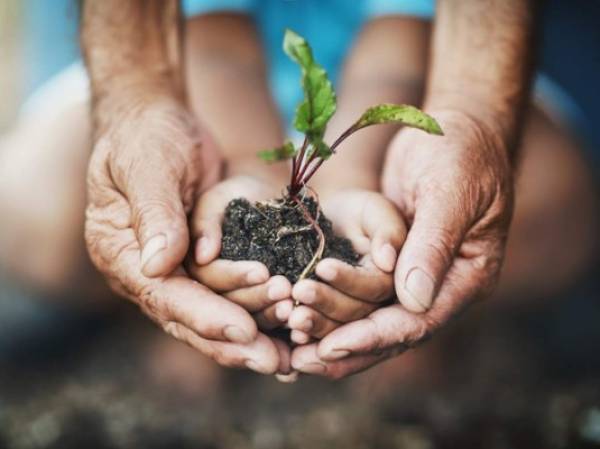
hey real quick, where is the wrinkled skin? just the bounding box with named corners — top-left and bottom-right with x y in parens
top-left (291, 109), bottom-right (515, 379)
top-left (85, 99), bottom-right (290, 375)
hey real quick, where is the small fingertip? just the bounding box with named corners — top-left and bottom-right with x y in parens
top-left (246, 265), bottom-right (270, 284)
top-left (289, 306), bottom-right (313, 332)
top-left (291, 330), bottom-right (311, 345)
top-left (267, 276), bottom-right (292, 301)
top-left (292, 280), bottom-right (318, 305)
top-left (195, 235), bottom-right (220, 265)
top-left (194, 236), bottom-right (209, 264)
top-left (275, 371), bottom-right (299, 383)
top-left (375, 242), bottom-right (397, 273)
top-left (316, 259), bottom-right (337, 282)
top-left (275, 300), bottom-right (293, 322)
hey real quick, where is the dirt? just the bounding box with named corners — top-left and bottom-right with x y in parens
top-left (220, 196), bottom-right (359, 283)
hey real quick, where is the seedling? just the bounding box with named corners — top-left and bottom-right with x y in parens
top-left (221, 29), bottom-right (443, 285)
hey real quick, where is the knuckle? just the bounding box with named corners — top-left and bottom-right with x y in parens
top-left (425, 234), bottom-right (456, 267)
top-left (163, 321), bottom-right (185, 341)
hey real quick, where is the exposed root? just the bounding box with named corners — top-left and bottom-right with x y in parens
top-left (291, 193), bottom-right (326, 305)
top-left (256, 199), bottom-right (284, 210)
top-left (275, 224), bottom-right (313, 242)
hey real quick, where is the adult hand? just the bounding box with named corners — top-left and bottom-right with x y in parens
top-left (85, 98), bottom-right (286, 375)
top-left (186, 175), bottom-right (294, 331)
top-left (291, 109), bottom-right (515, 378)
top-left (287, 189), bottom-right (406, 344)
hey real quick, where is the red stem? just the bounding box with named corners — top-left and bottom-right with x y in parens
top-left (290, 137), bottom-right (309, 194)
top-left (296, 123), bottom-right (361, 187)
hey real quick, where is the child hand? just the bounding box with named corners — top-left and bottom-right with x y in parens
top-left (185, 175), bottom-right (294, 331)
top-left (287, 189), bottom-right (406, 343)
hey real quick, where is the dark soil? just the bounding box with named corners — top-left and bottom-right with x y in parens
top-left (220, 196), bottom-right (359, 283)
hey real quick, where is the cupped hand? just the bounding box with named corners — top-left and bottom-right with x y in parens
top-left (287, 189), bottom-right (406, 344)
top-left (85, 98), bottom-right (288, 375)
top-left (186, 175), bottom-right (295, 331)
top-left (291, 109), bottom-right (515, 378)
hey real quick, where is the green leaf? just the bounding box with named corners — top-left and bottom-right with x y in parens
top-left (257, 141), bottom-right (297, 163)
top-left (355, 104), bottom-right (444, 135)
top-left (283, 29), bottom-right (337, 140)
top-left (305, 139), bottom-right (333, 160)
top-left (314, 140), bottom-right (333, 160)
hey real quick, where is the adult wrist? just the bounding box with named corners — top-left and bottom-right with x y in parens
top-left (423, 90), bottom-right (520, 159)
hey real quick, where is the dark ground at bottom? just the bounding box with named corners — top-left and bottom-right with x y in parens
top-left (1, 284), bottom-right (600, 449)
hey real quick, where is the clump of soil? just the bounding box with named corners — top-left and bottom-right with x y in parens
top-left (220, 196), bottom-right (359, 283)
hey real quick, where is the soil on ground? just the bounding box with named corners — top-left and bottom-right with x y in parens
top-left (220, 196), bottom-right (359, 283)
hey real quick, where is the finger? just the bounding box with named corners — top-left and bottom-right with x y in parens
top-left (224, 275), bottom-right (291, 312)
top-left (124, 162), bottom-right (190, 278)
top-left (194, 216), bottom-right (222, 265)
top-left (276, 372), bottom-right (299, 383)
top-left (254, 299), bottom-right (293, 330)
top-left (291, 343), bottom-right (388, 379)
top-left (315, 259), bottom-right (394, 304)
top-left (192, 176), bottom-right (272, 265)
top-left (188, 259), bottom-right (269, 292)
top-left (290, 329), bottom-right (312, 345)
top-left (288, 305), bottom-right (341, 339)
top-left (315, 305), bottom-right (428, 361)
top-left (361, 194), bottom-right (407, 272)
top-left (168, 325), bottom-right (280, 374)
top-left (395, 194), bottom-right (468, 312)
top-left (292, 278), bottom-right (379, 323)
top-left (151, 276), bottom-right (260, 343)
top-left (317, 256), bottom-right (490, 362)
top-left (85, 210), bottom-right (261, 345)
top-left (272, 337), bottom-right (293, 375)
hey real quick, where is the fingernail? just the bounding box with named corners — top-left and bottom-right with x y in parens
top-left (223, 325), bottom-right (251, 343)
top-left (195, 236), bottom-right (209, 263)
top-left (298, 362), bottom-right (326, 375)
top-left (405, 268), bottom-right (435, 312)
top-left (275, 302), bottom-right (291, 321)
top-left (317, 263), bottom-right (337, 281)
top-left (379, 243), bottom-right (397, 272)
top-left (324, 348), bottom-right (350, 360)
top-left (245, 359), bottom-right (267, 373)
top-left (247, 268), bottom-right (268, 284)
top-left (268, 281), bottom-right (287, 301)
top-left (276, 372), bottom-right (299, 383)
top-left (140, 234), bottom-right (167, 269)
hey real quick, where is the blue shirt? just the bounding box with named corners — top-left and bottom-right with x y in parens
top-left (182, 0), bottom-right (434, 123)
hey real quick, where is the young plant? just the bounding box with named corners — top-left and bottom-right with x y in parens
top-left (256, 29), bottom-right (444, 282)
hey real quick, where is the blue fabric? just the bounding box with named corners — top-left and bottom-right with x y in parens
top-left (182, 0), bottom-right (434, 123)
top-left (20, 0), bottom-right (600, 164)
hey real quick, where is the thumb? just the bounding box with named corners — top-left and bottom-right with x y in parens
top-left (127, 167), bottom-right (190, 278)
top-left (395, 195), bottom-right (468, 313)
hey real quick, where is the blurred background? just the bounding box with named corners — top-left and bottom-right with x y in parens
top-left (1, 1), bottom-right (600, 448)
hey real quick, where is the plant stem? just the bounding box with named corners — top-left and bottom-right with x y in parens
top-left (295, 123), bottom-right (361, 188)
top-left (299, 158), bottom-right (324, 186)
top-left (292, 137), bottom-right (309, 184)
top-left (329, 122), bottom-right (359, 153)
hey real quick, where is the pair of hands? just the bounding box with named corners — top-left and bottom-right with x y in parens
top-left (85, 98), bottom-right (513, 379)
